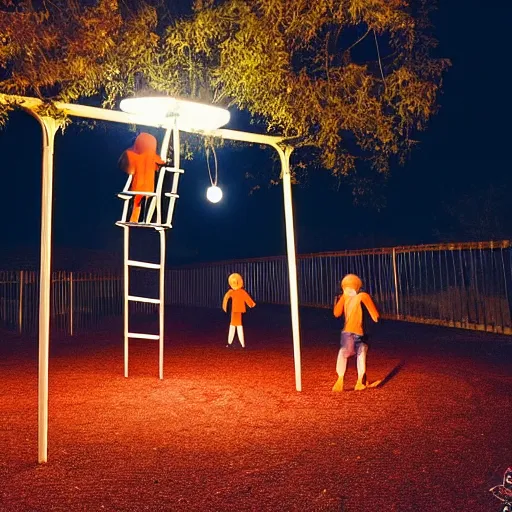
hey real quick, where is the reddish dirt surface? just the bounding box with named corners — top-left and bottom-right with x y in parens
top-left (1, 305), bottom-right (511, 511)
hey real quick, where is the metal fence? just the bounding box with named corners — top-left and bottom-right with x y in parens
top-left (166, 240), bottom-right (512, 335)
top-left (1, 240), bottom-right (511, 335)
top-left (0, 271), bottom-right (124, 334)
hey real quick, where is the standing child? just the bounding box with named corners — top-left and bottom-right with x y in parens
top-left (222, 273), bottom-right (256, 348)
top-left (332, 274), bottom-right (380, 392)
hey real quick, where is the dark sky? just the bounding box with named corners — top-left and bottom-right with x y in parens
top-left (1, 1), bottom-right (511, 269)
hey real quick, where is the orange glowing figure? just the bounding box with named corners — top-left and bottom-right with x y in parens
top-left (118, 133), bottom-right (165, 222)
top-left (332, 274), bottom-right (380, 392)
top-left (222, 273), bottom-right (256, 348)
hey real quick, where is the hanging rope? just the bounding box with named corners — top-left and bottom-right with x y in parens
top-left (206, 143), bottom-right (218, 187)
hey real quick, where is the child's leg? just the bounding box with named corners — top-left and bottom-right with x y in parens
top-left (130, 205), bottom-right (141, 223)
top-left (130, 195), bottom-right (143, 222)
top-left (236, 326), bottom-right (245, 348)
top-left (336, 349), bottom-right (348, 377)
top-left (227, 325), bottom-right (236, 345)
top-left (332, 351), bottom-right (347, 391)
top-left (355, 342), bottom-right (368, 390)
top-left (333, 332), bottom-right (352, 392)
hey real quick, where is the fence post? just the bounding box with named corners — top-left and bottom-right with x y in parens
top-left (18, 270), bottom-right (24, 334)
top-left (392, 248), bottom-right (400, 319)
top-left (69, 272), bottom-right (73, 336)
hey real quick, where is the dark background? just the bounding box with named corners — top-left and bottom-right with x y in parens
top-left (1, 1), bottom-right (510, 270)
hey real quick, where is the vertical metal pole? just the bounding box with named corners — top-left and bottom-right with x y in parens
top-left (69, 272), bottom-right (74, 336)
top-left (173, 117), bottom-right (180, 170)
top-left (144, 128), bottom-right (171, 225)
top-left (123, 226), bottom-right (129, 377)
top-left (18, 270), bottom-right (24, 334)
top-left (156, 121), bottom-right (175, 379)
top-left (159, 229), bottom-right (165, 380)
top-left (31, 114), bottom-right (59, 464)
top-left (274, 144), bottom-right (302, 392)
top-left (392, 248), bottom-right (400, 319)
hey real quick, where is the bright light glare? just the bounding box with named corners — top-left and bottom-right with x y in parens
top-left (206, 186), bottom-right (223, 203)
top-left (119, 97), bottom-right (230, 130)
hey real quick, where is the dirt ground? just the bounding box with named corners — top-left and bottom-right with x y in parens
top-left (1, 306), bottom-right (511, 512)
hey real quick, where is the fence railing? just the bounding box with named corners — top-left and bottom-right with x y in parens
top-left (0, 271), bottom-right (123, 334)
top-left (1, 240), bottom-right (511, 335)
top-left (165, 241), bottom-right (512, 334)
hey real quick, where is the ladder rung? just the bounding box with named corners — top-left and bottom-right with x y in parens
top-left (164, 192), bottom-right (179, 198)
top-left (116, 221), bottom-right (171, 229)
top-left (128, 295), bottom-right (161, 304)
top-left (162, 167), bottom-right (184, 174)
top-left (117, 191), bottom-right (158, 197)
top-left (128, 332), bottom-right (160, 340)
top-left (127, 260), bottom-right (161, 269)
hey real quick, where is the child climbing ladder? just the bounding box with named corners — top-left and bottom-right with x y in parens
top-left (118, 132), bottom-right (165, 223)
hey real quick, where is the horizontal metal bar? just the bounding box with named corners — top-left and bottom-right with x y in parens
top-left (162, 167), bottom-right (185, 174)
top-left (117, 191), bottom-right (157, 197)
top-left (301, 240), bottom-right (511, 257)
top-left (115, 221), bottom-right (171, 229)
top-left (127, 260), bottom-right (160, 269)
top-left (164, 193), bottom-right (179, 198)
top-left (0, 94), bottom-right (287, 147)
top-left (128, 295), bottom-right (160, 304)
top-left (128, 332), bottom-right (160, 340)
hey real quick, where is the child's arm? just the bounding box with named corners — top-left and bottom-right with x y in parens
top-left (361, 293), bottom-right (380, 322)
top-left (222, 290), bottom-right (232, 313)
top-left (333, 295), bottom-right (344, 318)
top-left (118, 150), bottom-right (136, 175)
top-left (243, 290), bottom-right (256, 308)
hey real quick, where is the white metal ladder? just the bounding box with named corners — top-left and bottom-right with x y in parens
top-left (116, 123), bottom-right (182, 379)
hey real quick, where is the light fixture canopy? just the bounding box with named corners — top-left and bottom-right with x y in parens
top-left (119, 96), bottom-right (230, 131)
top-left (206, 185), bottom-right (223, 203)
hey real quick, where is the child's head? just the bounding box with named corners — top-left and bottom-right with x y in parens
top-left (341, 274), bottom-right (362, 296)
top-left (228, 273), bottom-right (244, 290)
top-left (133, 132), bottom-right (158, 154)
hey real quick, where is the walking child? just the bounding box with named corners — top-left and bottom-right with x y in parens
top-left (332, 274), bottom-right (380, 392)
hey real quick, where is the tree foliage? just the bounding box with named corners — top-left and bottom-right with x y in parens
top-left (0, 0), bottom-right (449, 179)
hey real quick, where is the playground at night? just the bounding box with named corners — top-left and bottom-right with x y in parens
top-left (1, 305), bottom-right (510, 512)
top-left (1, 3), bottom-right (512, 510)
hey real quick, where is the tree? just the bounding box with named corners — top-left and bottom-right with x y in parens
top-left (0, 0), bottom-right (449, 180)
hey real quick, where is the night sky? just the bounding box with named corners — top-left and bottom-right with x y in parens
top-left (1, 1), bottom-right (511, 270)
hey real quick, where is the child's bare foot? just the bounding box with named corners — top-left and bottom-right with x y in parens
top-left (332, 376), bottom-right (344, 392)
top-left (354, 381), bottom-right (366, 391)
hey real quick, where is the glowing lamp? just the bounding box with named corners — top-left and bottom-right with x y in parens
top-left (119, 96), bottom-right (230, 130)
top-left (206, 185), bottom-right (223, 203)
